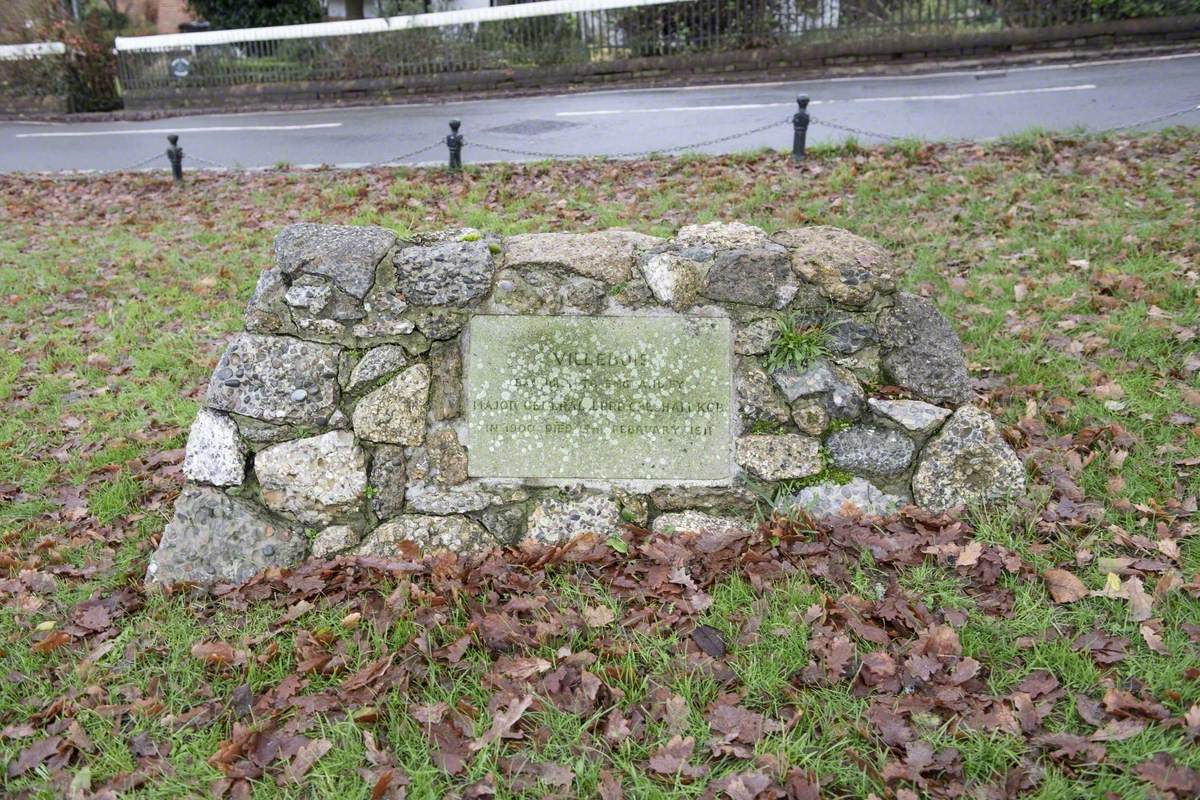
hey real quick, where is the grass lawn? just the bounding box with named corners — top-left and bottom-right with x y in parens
top-left (0, 131), bottom-right (1198, 799)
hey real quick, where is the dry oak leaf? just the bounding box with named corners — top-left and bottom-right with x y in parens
top-left (583, 605), bottom-right (616, 627)
top-left (1090, 718), bottom-right (1146, 742)
top-left (283, 738), bottom-right (333, 783)
top-left (647, 735), bottom-right (707, 779)
top-left (1044, 569), bottom-right (1088, 603)
top-left (470, 695), bottom-right (533, 752)
top-left (956, 540), bottom-right (983, 567)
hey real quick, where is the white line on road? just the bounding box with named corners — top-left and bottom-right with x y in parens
top-left (556, 84), bottom-right (1097, 117)
top-left (15, 122), bottom-right (343, 138)
top-left (849, 83), bottom-right (1096, 102)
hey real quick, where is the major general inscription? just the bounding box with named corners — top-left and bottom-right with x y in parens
top-left (466, 315), bottom-right (734, 481)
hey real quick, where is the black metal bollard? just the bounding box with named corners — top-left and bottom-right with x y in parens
top-left (792, 95), bottom-right (810, 163)
top-left (446, 119), bottom-right (464, 172)
top-left (166, 134), bottom-right (184, 182)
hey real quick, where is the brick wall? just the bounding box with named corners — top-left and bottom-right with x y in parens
top-left (154, 0), bottom-right (195, 33)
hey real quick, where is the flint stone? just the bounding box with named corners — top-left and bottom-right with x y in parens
top-left (736, 434), bottom-right (821, 481)
top-left (652, 510), bottom-right (752, 538)
top-left (490, 268), bottom-right (607, 315)
top-left (206, 334), bottom-right (341, 426)
top-left (702, 248), bottom-right (796, 308)
top-left (675, 221), bottom-right (774, 253)
top-left (428, 340), bottom-right (462, 421)
top-left (772, 359), bottom-right (865, 422)
top-left (356, 515), bottom-right (494, 556)
top-left (869, 398), bottom-right (951, 436)
top-left (639, 252), bottom-right (708, 310)
top-left (502, 229), bottom-right (663, 284)
top-left (735, 358), bottom-right (790, 426)
top-left (876, 293), bottom-right (972, 406)
top-left (275, 223), bottom-right (395, 300)
top-left (782, 477), bottom-right (904, 520)
top-left (791, 397), bottom-right (830, 436)
top-left (352, 364), bottom-right (430, 445)
top-left (255, 430), bottom-right (367, 525)
top-left (146, 485), bottom-right (305, 585)
top-left (368, 445), bottom-right (406, 520)
top-left (825, 317), bottom-right (877, 355)
top-left (311, 525), bottom-right (361, 558)
top-left (826, 424), bottom-right (915, 479)
top-left (183, 409), bottom-right (246, 487)
top-left (347, 345), bottom-right (408, 395)
top-left (352, 292), bottom-right (415, 342)
top-left (283, 281), bottom-right (332, 314)
top-left (833, 346), bottom-right (882, 384)
top-left (478, 504), bottom-right (530, 545)
top-left (912, 405), bottom-right (1025, 513)
top-left (773, 226), bottom-right (899, 308)
top-left (395, 240), bottom-right (494, 306)
top-left (527, 495), bottom-right (622, 544)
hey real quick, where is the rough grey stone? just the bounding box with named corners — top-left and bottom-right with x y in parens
top-left (526, 495), bottom-right (622, 544)
top-left (428, 339), bottom-right (462, 421)
top-left (639, 252), bottom-right (708, 310)
top-left (912, 405), bottom-right (1025, 513)
top-left (395, 240), bottom-right (494, 307)
top-left (773, 226), bottom-right (900, 308)
top-left (876, 293), bottom-right (972, 406)
top-left (352, 290), bottom-right (415, 343)
top-left (147, 485), bottom-right (305, 585)
top-left (825, 317), bottom-right (877, 355)
top-left (782, 477), bottom-right (904, 519)
top-left (206, 334), bottom-right (341, 427)
top-left (833, 346), bottom-right (882, 384)
top-left (406, 307), bottom-right (467, 341)
top-left (426, 429), bottom-right (469, 486)
top-left (244, 268), bottom-right (295, 334)
top-left (734, 317), bottom-right (777, 356)
top-left (254, 431), bottom-right (367, 525)
top-left (490, 268), bottom-right (607, 315)
top-left (503, 230), bottom-right (663, 284)
top-left (183, 409), bottom-right (246, 487)
top-left (275, 223), bottom-right (395, 299)
top-left (311, 525), bottom-right (361, 558)
top-left (284, 281), bottom-right (333, 313)
top-left (405, 484), bottom-right (493, 515)
top-left (477, 503), bottom-right (530, 545)
top-left (675, 221), bottom-right (774, 253)
top-left (790, 397), bottom-right (830, 436)
top-left (649, 486), bottom-right (758, 516)
top-left (735, 434), bottom-right (821, 481)
top-left (231, 414), bottom-right (295, 447)
top-left (826, 424), bottom-right (915, 480)
top-left (352, 364), bottom-right (430, 445)
top-left (772, 359), bottom-right (865, 422)
top-left (347, 345), bottom-right (408, 395)
top-left (869, 398), bottom-right (952, 436)
top-left (368, 445), bottom-right (406, 520)
top-left (356, 515), bottom-right (494, 556)
top-left (735, 358), bottom-right (790, 427)
top-left (652, 510), bottom-right (752, 537)
top-left (702, 248), bottom-right (796, 308)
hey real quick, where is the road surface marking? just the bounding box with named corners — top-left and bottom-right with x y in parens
top-left (15, 122), bottom-right (343, 138)
top-left (849, 83), bottom-right (1096, 102)
top-left (555, 84), bottom-right (1096, 116)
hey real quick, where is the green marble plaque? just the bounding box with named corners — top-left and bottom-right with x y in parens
top-left (465, 315), bottom-right (733, 481)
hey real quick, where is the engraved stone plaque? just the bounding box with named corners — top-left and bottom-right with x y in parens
top-left (466, 315), bottom-right (733, 481)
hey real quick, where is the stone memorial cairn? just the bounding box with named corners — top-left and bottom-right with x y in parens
top-left (149, 222), bottom-right (1024, 585)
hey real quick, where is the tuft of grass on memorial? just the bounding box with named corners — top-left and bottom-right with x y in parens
top-left (763, 314), bottom-right (829, 374)
top-left (1, 128), bottom-right (1198, 798)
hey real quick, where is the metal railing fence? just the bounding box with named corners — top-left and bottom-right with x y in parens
top-left (113, 0), bottom-right (1200, 95)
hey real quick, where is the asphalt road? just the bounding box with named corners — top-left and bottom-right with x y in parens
top-left (3, 51), bottom-right (1198, 173)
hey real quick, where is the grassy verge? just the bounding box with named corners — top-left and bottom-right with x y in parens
top-left (0, 131), bottom-right (1198, 798)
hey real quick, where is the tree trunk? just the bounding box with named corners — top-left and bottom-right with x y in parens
top-left (345, 0), bottom-right (365, 19)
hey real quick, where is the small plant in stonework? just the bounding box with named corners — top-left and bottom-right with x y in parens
top-left (764, 315), bottom-right (829, 373)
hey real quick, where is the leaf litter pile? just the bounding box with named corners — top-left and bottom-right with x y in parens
top-left (1, 130), bottom-right (1199, 798)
